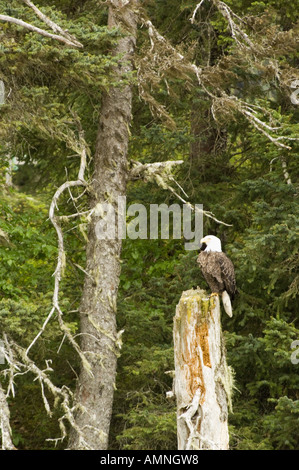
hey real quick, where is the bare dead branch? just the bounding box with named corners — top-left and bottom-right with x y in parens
top-left (0, 14), bottom-right (82, 48)
top-left (129, 159), bottom-right (232, 227)
top-left (190, 0), bottom-right (208, 24)
top-left (129, 159), bottom-right (184, 181)
top-left (0, 335), bottom-right (96, 448)
top-left (25, 124), bottom-right (93, 376)
top-left (280, 155), bottom-right (292, 185)
top-left (21, 0), bottom-right (83, 48)
top-left (215, 1), bottom-right (255, 50)
top-left (211, 93), bottom-right (295, 150)
top-left (191, 1), bottom-right (254, 49)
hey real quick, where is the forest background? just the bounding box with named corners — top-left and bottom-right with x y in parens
top-left (0, 0), bottom-right (298, 450)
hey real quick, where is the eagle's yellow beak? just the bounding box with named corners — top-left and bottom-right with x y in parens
top-left (200, 237), bottom-right (207, 244)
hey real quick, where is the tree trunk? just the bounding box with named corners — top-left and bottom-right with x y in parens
top-left (173, 288), bottom-right (232, 450)
top-left (68, 0), bottom-right (138, 450)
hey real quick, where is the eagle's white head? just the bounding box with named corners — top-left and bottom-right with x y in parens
top-left (200, 235), bottom-right (222, 253)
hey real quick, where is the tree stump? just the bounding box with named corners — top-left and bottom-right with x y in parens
top-left (173, 288), bottom-right (233, 450)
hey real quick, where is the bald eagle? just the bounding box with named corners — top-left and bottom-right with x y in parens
top-left (197, 235), bottom-right (236, 317)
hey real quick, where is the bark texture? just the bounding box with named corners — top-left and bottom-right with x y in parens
top-left (173, 288), bottom-right (232, 450)
top-left (68, 0), bottom-right (138, 450)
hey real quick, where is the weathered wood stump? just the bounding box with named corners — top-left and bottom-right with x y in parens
top-left (173, 288), bottom-right (233, 450)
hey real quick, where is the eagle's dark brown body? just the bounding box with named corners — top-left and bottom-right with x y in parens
top-left (197, 251), bottom-right (236, 300)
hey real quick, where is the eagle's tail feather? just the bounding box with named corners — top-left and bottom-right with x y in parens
top-left (222, 290), bottom-right (233, 317)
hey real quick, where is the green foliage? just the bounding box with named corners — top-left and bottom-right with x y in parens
top-left (264, 397), bottom-right (299, 450)
top-left (0, 190), bottom-right (55, 299)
